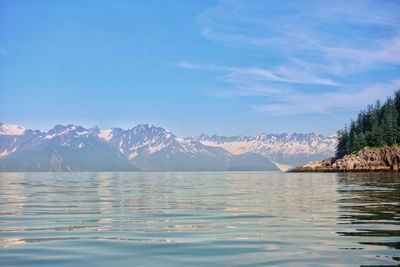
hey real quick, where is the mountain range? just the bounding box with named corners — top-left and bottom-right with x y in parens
top-left (0, 122), bottom-right (337, 172)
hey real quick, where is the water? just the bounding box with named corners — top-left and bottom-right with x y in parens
top-left (0, 172), bottom-right (399, 266)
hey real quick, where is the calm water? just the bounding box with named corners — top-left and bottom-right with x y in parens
top-left (0, 172), bottom-right (399, 266)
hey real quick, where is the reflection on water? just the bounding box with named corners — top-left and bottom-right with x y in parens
top-left (336, 173), bottom-right (400, 266)
top-left (0, 172), bottom-right (399, 266)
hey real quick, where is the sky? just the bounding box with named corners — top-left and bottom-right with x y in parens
top-left (1, 0), bottom-right (399, 136)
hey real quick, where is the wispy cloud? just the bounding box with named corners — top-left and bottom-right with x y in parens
top-left (176, 61), bottom-right (339, 86)
top-left (253, 80), bottom-right (400, 115)
top-left (313, 0), bottom-right (400, 27)
top-left (196, 0), bottom-right (400, 69)
top-left (177, 0), bottom-right (400, 115)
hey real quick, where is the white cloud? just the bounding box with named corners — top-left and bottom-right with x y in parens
top-left (197, 0), bottom-right (400, 70)
top-left (177, 0), bottom-right (400, 115)
top-left (254, 80), bottom-right (400, 115)
top-left (176, 61), bottom-right (338, 86)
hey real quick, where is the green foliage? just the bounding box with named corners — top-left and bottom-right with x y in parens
top-left (335, 127), bottom-right (348, 158)
top-left (336, 89), bottom-right (400, 158)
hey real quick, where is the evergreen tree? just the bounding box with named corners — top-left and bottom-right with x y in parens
top-left (335, 90), bottom-right (400, 158)
top-left (366, 109), bottom-right (381, 146)
top-left (381, 98), bottom-right (399, 145)
top-left (394, 90), bottom-right (400, 121)
top-left (336, 128), bottom-right (348, 158)
top-left (347, 120), bottom-right (357, 153)
top-left (354, 132), bottom-right (367, 151)
top-left (394, 89), bottom-right (400, 142)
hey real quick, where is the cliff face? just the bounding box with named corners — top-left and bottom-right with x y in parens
top-left (289, 146), bottom-right (400, 172)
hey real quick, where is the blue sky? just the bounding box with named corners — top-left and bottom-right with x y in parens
top-left (1, 0), bottom-right (399, 136)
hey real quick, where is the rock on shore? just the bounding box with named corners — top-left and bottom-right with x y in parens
top-left (289, 146), bottom-right (400, 172)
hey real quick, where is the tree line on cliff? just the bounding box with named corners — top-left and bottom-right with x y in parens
top-left (336, 90), bottom-right (400, 158)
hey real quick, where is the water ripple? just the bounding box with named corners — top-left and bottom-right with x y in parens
top-left (0, 171), bottom-right (399, 266)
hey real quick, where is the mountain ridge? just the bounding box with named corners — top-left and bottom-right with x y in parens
top-left (0, 123), bottom-right (336, 172)
top-left (187, 132), bottom-right (336, 166)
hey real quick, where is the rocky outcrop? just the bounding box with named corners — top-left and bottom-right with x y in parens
top-left (289, 146), bottom-right (400, 172)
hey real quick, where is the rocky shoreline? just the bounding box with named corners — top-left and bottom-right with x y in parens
top-left (288, 146), bottom-right (400, 172)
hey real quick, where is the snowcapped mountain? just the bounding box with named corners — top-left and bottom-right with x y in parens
top-left (0, 122), bottom-right (336, 171)
top-left (98, 124), bottom-right (180, 159)
top-left (98, 124), bottom-right (223, 160)
top-left (97, 124), bottom-right (277, 171)
top-left (0, 123), bottom-right (42, 157)
top-left (0, 124), bottom-right (136, 171)
top-left (187, 133), bottom-right (337, 166)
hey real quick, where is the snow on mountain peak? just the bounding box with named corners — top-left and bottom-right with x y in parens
top-left (0, 123), bottom-right (338, 167)
top-left (99, 129), bottom-right (114, 141)
top-left (189, 133), bottom-right (337, 158)
top-left (0, 123), bottom-right (26, 135)
top-left (42, 124), bottom-right (90, 140)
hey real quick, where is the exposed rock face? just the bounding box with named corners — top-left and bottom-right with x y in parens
top-left (289, 146), bottom-right (400, 172)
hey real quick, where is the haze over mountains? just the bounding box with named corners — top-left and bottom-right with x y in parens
top-left (0, 123), bottom-right (336, 172)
